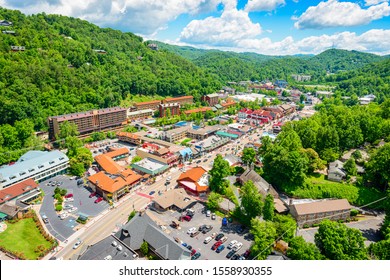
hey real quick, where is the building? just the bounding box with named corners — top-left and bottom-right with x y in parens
top-left (279, 104), bottom-right (295, 115)
top-left (131, 158), bottom-right (169, 176)
top-left (289, 199), bottom-right (351, 227)
top-left (186, 126), bottom-right (220, 140)
top-left (275, 80), bottom-right (288, 88)
top-left (48, 107), bottom-right (127, 140)
top-left (11, 46), bottom-right (25, 51)
top-left (116, 132), bottom-right (141, 145)
top-left (221, 101), bottom-right (236, 109)
top-left (291, 74), bottom-right (311, 82)
top-left (162, 126), bottom-right (190, 143)
top-left (202, 93), bottom-right (219, 106)
top-left (94, 148), bottom-right (129, 174)
top-left (273, 122), bottom-right (284, 134)
top-left (0, 151), bottom-right (69, 189)
top-left (223, 154), bottom-right (242, 166)
top-left (0, 179), bottom-right (39, 205)
top-left (0, 20), bottom-right (12, 26)
top-left (159, 103), bottom-right (180, 117)
top-left (328, 160), bottom-right (346, 182)
top-left (133, 100), bottom-right (161, 111)
top-left (238, 108), bottom-right (253, 120)
top-left (316, 91), bottom-right (334, 98)
top-left (194, 136), bottom-right (230, 154)
top-left (88, 169), bottom-right (141, 202)
top-left (92, 49), bottom-right (107, 54)
top-left (263, 106), bottom-right (283, 118)
top-left (216, 131), bottom-right (239, 140)
top-left (238, 168), bottom-right (277, 197)
top-left (152, 189), bottom-right (196, 212)
top-left (177, 167), bottom-right (209, 195)
top-left (136, 143), bottom-right (179, 166)
top-left (163, 96), bottom-right (193, 106)
top-left (250, 110), bottom-right (274, 124)
top-left (148, 43), bottom-right (159, 51)
top-left (184, 107), bottom-right (213, 116)
top-left (2, 30), bottom-right (16, 35)
top-left (227, 123), bottom-right (253, 134)
top-left (127, 109), bottom-right (154, 121)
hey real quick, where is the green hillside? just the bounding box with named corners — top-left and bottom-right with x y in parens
top-left (0, 8), bottom-right (221, 130)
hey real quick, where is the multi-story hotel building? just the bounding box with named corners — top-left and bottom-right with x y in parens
top-left (48, 107), bottom-right (127, 140)
top-left (163, 96), bottom-right (193, 106)
top-left (159, 103), bottom-right (180, 117)
top-left (133, 100), bottom-right (161, 111)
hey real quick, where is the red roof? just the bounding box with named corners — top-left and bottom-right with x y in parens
top-left (0, 179), bottom-right (38, 204)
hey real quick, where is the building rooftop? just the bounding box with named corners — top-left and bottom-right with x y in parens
top-left (0, 179), bottom-right (38, 204)
top-left (116, 132), bottom-right (139, 140)
top-left (127, 109), bottom-right (154, 116)
top-left (94, 148), bottom-right (129, 174)
top-left (88, 170), bottom-right (141, 193)
top-left (49, 107), bottom-right (126, 122)
top-left (153, 188), bottom-right (196, 210)
top-left (0, 150), bottom-right (68, 187)
top-left (184, 107), bottom-right (212, 114)
top-left (134, 100), bottom-right (161, 106)
top-left (164, 96), bottom-right (193, 102)
top-left (132, 158), bottom-right (167, 172)
top-left (291, 199), bottom-right (351, 216)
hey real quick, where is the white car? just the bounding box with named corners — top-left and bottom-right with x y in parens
top-left (227, 240), bottom-right (238, 249)
top-left (73, 240), bottom-right (83, 249)
top-left (59, 212), bottom-right (69, 220)
top-left (204, 236), bottom-right (212, 244)
top-left (65, 197), bottom-right (74, 202)
top-left (206, 210), bottom-right (211, 217)
top-left (187, 227), bottom-right (197, 234)
top-left (67, 206), bottom-right (78, 213)
top-left (233, 242), bottom-right (243, 251)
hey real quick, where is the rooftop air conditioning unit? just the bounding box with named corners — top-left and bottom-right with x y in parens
top-left (117, 245), bottom-right (123, 251)
top-left (111, 241), bottom-right (118, 247)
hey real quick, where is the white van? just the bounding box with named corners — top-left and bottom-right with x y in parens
top-left (227, 240), bottom-right (237, 249)
top-left (204, 236), bottom-right (212, 244)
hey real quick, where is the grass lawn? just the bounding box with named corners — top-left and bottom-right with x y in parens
top-left (180, 138), bottom-right (192, 145)
top-left (0, 218), bottom-right (53, 259)
top-left (285, 174), bottom-right (386, 209)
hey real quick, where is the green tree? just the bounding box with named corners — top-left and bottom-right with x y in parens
top-left (140, 241), bottom-right (149, 256)
top-left (263, 194), bottom-right (275, 221)
top-left (287, 236), bottom-right (324, 260)
top-left (240, 180), bottom-right (264, 222)
top-left (69, 158), bottom-right (85, 176)
top-left (65, 136), bottom-right (83, 157)
top-left (209, 154), bottom-right (230, 193)
top-left (315, 220), bottom-right (368, 260)
top-left (241, 147), bottom-right (256, 167)
top-left (128, 210), bottom-right (137, 221)
top-left (351, 150), bottom-right (362, 160)
top-left (365, 143), bottom-right (390, 190)
top-left (368, 239), bottom-right (390, 260)
top-left (131, 156), bottom-right (143, 164)
top-left (303, 148), bottom-right (325, 173)
top-left (343, 158), bottom-right (357, 176)
top-left (273, 214), bottom-right (297, 243)
top-left (206, 192), bottom-right (223, 210)
top-left (250, 219), bottom-right (276, 260)
top-left (58, 121), bottom-right (79, 140)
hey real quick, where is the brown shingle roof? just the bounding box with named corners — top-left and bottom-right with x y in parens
top-left (0, 179), bottom-right (38, 204)
top-left (153, 189), bottom-right (195, 210)
top-left (292, 199), bottom-right (351, 216)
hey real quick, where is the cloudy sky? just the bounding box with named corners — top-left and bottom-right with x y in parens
top-left (1, 0), bottom-right (390, 55)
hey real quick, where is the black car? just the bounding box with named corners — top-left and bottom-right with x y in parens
top-left (231, 254), bottom-right (240, 260)
top-left (202, 225), bottom-right (213, 234)
top-left (196, 160), bottom-right (201, 164)
top-left (226, 250), bottom-right (236, 259)
top-left (187, 211), bottom-right (195, 217)
top-left (215, 233), bottom-right (224, 241)
top-left (191, 252), bottom-right (201, 260)
top-left (186, 245), bottom-right (192, 250)
top-left (236, 225), bottom-right (246, 234)
top-left (199, 225), bottom-right (207, 231)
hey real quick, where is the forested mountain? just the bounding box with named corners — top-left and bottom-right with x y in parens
top-left (156, 41), bottom-right (386, 83)
top-left (327, 59), bottom-right (390, 101)
top-left (0, 8), bottom-right (221, 130)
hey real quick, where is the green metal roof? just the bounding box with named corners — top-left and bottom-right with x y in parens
top-left (0, 212), bottom-right (8, 219)
top-left (216, 131), bottom-right (239, 139)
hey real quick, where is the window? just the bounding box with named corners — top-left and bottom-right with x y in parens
top-left (19, 172), bottom-right (26, 176)
top-left (49, 161), bottom-right (55, 164)
top-left (28, 168), bottom-right (35, 172)
top-left (9, 176), bottom-right (16, 180)
top-left (59, 157), bottom-right (64, 160)
top-left (38, 165), bottom-right (44, 169)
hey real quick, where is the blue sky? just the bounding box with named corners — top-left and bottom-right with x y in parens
top-left (1, 0), bottom-right (390, 55)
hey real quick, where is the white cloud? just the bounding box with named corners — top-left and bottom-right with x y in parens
top-left (244, 0), bottom-right (285, 12)
top-left (365, 0), bottom-right (388, 6)
top-left (0, 0), bottom-right (224, 36)
top-left (234, 29), bottom-right (390, 55)
top-left (180, 2), bottom-right (262, 45)
top-left (294, 0), bottom-right (390, 29)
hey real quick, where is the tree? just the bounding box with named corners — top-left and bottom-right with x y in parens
top-left (315, 220), bottom-right (368, 260)
top-left (241, 147), bottom-right (256, 167)
top-left (209, 154), bottom-right (230, 193)
top-left (140, 241), bottom-right (149, 256)
top-left (368, 239), bottom-right (390, 260)
top-left (128, 210), bottom-right (136, 221)
top-left (250, 219), bottom-right (276, 260)
top-left (343, 158), bottom-right (357, 176)
top-left (287, 236), bottom-right (324, 260)
top-left (75, 147), bottom-right (93, 168)
top-left (263, 194), bottom-right (275, 221)
top-left (273, 214), bottom-right (297, 243)
top-left (240, 180), bottom-right (264, 222)
top-left (65, 136), bottom-right (83, 157)
top-left (131, 156), bottom-right (142, 164)
top-left (58, 121), bottom-right (79, 140)
top-left (365, 143), bottom-right (390, 190)
top-left (206, 192), bottom-right (223, 210)
top-left (69, 158), bottom-right (85, 176)
top-left (351, 150), bottom-right (362, 160)
top-left (303, 148), bottom-right (325, 173)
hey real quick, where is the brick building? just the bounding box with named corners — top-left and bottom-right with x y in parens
top-left (202, 93), bottom-right (219, 106)
top-left (163, 96), bottom-right (193, 106)
top-left (133, 100), bottom-right (161, 111)
top-left (159, 103), bottom-right (180, 117)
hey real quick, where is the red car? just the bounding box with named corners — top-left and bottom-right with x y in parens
top-left (94, 197), bottom-right (103, 203)
top-left (64, 193), bottom-right (73, 198)
top-left (191, 249), bottom-right (196, 256)
top-left (89, 192), bottom-right (96, 198)
top-left (181, 215), bottom-right (192, 222)
top-left (211, 241), bottom-right (222, 250)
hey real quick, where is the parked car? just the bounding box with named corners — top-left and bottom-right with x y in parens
top-left (211, 213), bottom-right (216, 220)
top-left (233, 242), bottom-right (243, 251)
top-left (210, 232), bottom-right (217, 238)
top-left (206, 210), bottom-right (211, 217)
top-left (191, 252), bottom-right (201, 260)
top-left (216, 244), bottom-right (225, 253)
top-left (236, 225), bottom-right (246, 234)
top-left (243, 250), bottom-right (251, 258)
top-left (202, 225), bottom-right (213, 234)
top-left (204, 236), bottom-right (212, 244)
top-left (220, 236), bottom-right (228, 243)
top-left (89, 192), bottom-right (96, 198)
top-left (181, 243), bottom-right (187, 247)
top-left (73, 240), bottom-right (83, 249)
top-left (65, 197), bottom-right (74, 202)
top-left (94, 197), bottom-right (103, 203)
top-left (231, 254), bottom-right (240, 260)
top-left (198, 224), bottom-right (207, 231)
top-left (226, 250), bottom-right (236, 259)
top-left (64, 193), bottom-right (73, 199)
top-left (64, 204), bottom-right (73, 210)
top-left (186, 244), bottom-right (192, 250)
top-left (228, 240), bottom-right (238, 249)
top-left (149, 191), bottom-right (155, 195)
top-left (215, 233), bottom-right (224, 241)
top-left (181, 215), bottom-right (192, 222)
top-left (59, 212), bottom-right (68, 220)
top-left (211, 241), bottom-right (222, 250)
top-left (67, 206), bottom-right (78, 213)
top-left (190, 249), bottom-right (196, 256)
top-left (41, 214), bottom-right (49, 224)
top-left (190, 231), bottom-right (200, 238)
top-left (187, 227), bottom-right (197, 234)
top-left (174, 237), bottom-right (181, 243)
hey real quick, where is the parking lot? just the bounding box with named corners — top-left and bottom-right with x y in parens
top-left (154, 203), bottom-right (253, 260)
top-left (39, 175), bottom-right (109, 242)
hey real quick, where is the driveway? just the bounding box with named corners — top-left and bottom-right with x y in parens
top-left (297, 215), bottom-right (384, 246)
top-left (39, 175), bottom-right (109, 242)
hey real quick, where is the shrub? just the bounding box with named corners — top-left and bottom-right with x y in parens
top-left (54, 193), bottom-right (62, 200)
top-left (350, 209), bottom-right (359, 216)
top-left (55, 205), bottom-right (63, 211)
top-left (59, 189), bottom-right (67, 196)
top-left (303, 224), bottom-right (309, 229)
